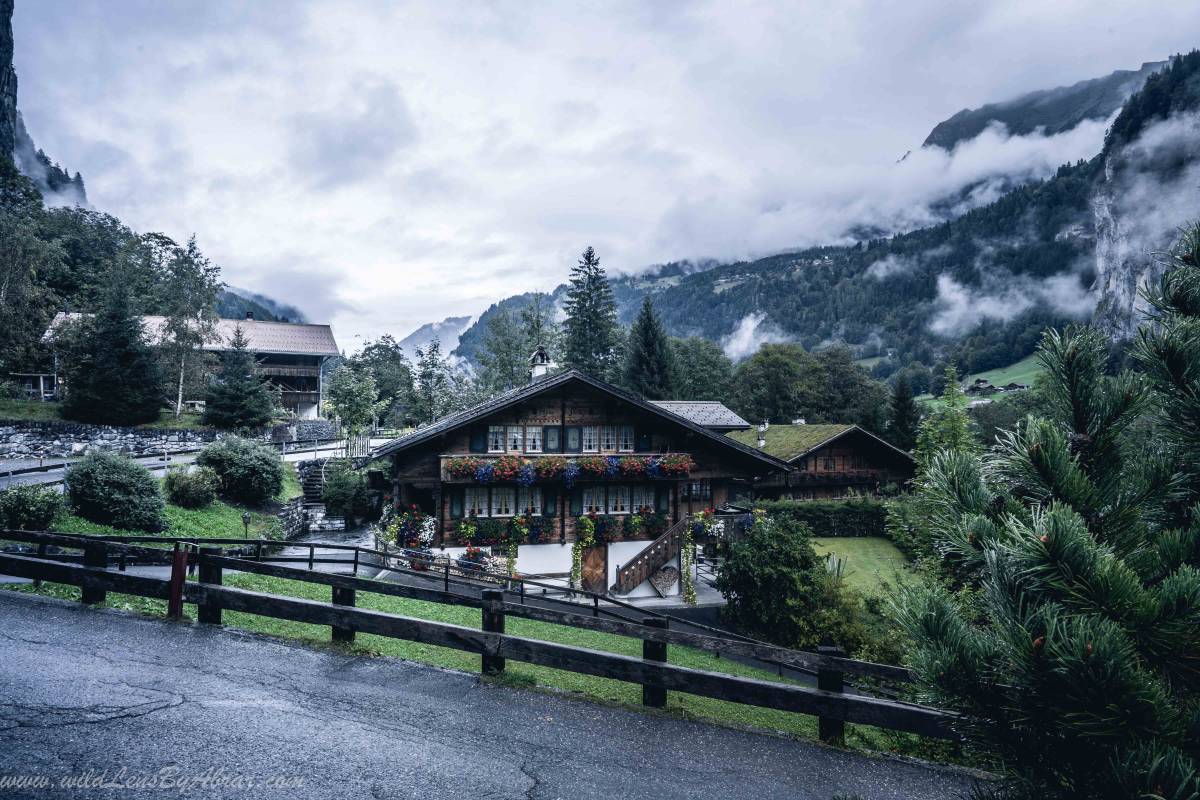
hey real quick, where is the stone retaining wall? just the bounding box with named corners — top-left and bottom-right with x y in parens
top-left (0, 420), bottom-right (221, 460)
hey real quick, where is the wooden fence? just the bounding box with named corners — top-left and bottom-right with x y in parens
top-left (0, 529), bottom-right (959, 742)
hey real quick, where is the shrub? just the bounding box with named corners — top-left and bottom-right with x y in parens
top-left (321, 462), bottom-right (372, 525)
top-left (0, 484), bottom-right (64, 530)
top-left (164, 467), bottom-right (218, 508)
top-left (64, 451), bottom-right (166, 532)
top-left (715, 512), bottom-right (867, 653)
top-left (754, 497), bottom-right (889, 539)
top-left (196, 436), bottom-right (284, 506)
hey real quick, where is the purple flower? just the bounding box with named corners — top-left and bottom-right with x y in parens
top-left (645, 457), bottom-right (661, 479)
top-left (517, 464), bottom-right (536, 487)
top-left (605, 456), bottom-right (620, 477)
top-left (563, 463), bottom-right (580, 488)
top-left (474, 463), bottom-right (495, 484)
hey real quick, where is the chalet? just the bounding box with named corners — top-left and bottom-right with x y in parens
top-left (43, 312), bottom-right (339, 418)
top-left (728, 423), bottom-right (914, 500)
top-left (370, 356), bottom-right (789, 597)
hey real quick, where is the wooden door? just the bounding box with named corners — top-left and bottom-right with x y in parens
top-left (581, 545), bottom-right (608, 594)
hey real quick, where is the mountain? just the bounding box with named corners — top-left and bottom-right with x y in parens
top-left (398, 315), bottom-right (474, 357)
top-left (436, 52), bottom-right (1200, 380)
top-left (0, 1), bottom-right (85, 207)
top-left (216, 288), bottom-right (307, 323)
top-left (923, 61), bottom-right (1165, 151)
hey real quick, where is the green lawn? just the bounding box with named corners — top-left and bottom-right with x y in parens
top-left (0, 398), bottom-right (221, 429)
top-left (812, 537), bottom-right (911, 597)
top-left (51, 466), bottom-right (302, 542)
top-left (0, 571), bottom-right (956, 763)
top-left (966, 353), bottom-right (1042, 388)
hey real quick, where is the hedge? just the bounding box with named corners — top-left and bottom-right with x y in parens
top-left (754, 498), bottom-right (888, 538)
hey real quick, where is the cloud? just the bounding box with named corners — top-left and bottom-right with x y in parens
top-left (929, 271), bottom-right (1095, 337)
top-left (11, 0), bottom-right (1200, 349)
top-left (287, 80), bottom-right (418, 189)
top-left (720, 312), bottom-right (789, 360)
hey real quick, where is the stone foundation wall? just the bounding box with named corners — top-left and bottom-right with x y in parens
top-left (0, 420), bottom-right (221, 460)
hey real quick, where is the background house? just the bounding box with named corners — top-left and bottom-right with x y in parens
top-left (43, 312), bottom-right (340, 419)
top-left (729, 423), bottom-right (914, 499)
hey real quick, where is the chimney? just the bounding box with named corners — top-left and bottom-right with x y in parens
top-left (245, 311), bottom-right (254, 320)
top-left (756, 420), bottom-right (767, 448)
top-left (793, 417), bottom-right (806, 425)
top-left (529, 345), bottom-right (555, 383)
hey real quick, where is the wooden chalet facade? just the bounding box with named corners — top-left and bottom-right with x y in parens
top-left (371, 369), bottom-right (788, 597)
top-left (728, 423), bottom-right (914, 500)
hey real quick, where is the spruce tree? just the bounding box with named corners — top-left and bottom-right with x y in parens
top-left (59, 278), bottom-right (164, 425)
top-left (895, 222), bottom-right (1200, 799)
top-left (887, 374), bottom-right (920, 451)
top-left (203, 326), bottom-right (275, 430)
top-left (622, 296), bottom-right (676, 399)
top-left (562, 246), bottom-right (618, 379)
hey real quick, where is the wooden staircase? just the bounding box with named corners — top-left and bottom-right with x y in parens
top-left (610, 518), bottom-right (689, 595)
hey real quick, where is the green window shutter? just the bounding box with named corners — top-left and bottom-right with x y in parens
top-left (569, 488), bottom-right (582, 516)
top-left (450, 489), bottom-right (464, 519)
top-left (542, 487), bottom-right (558, 517)
top-left (543, 426), bottom-right (562, 453)
top-left (635, 428), bottom-right (652, 452)
top-left (655, 486), bottom-right (670, 514)
top-left (564, 426), bottom-right (582, 453)
top-left (468, 426), bottom-right (486, 453)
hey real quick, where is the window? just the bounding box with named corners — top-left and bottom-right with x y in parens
top-left (686, 481), bottom-right (711, 500)
top-left (517, 487), bottom-right (542, 516)
top-left (564, 426), bottom-right (581, 452)
top-left (491, 487), bottom-right (515, 517)
top-left (507, 425), bottom-right (524, 452)
top-left (824, 457), bottom-right (836, 471)
top-left (544, 426), bottom-right (561, 452)
top-left (465, 487), bottom-right (488, 517)
top-left (601, 426), bottom-right (618, 451)
top-left (619, 425), bottom-right (635, 452)
top-left (582, 487), bottom-right (603, 514)
top-left (525, 426), bottom-right (543, 453)
top-left (798, 458), bottom-right (808, 471)
top-left (582, 426), bottom-right (599, 453)
top-left (487, 425), bottom-right (505, 453)
top-left (632, 486), bottom-right (653, 513)
top-left (607, 485), bottom-right (630, 515)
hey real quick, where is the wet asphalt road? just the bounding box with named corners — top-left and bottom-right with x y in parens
top-left (0, 592), bottom-right (977, 799)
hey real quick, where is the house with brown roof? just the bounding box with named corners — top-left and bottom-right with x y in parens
top-left (728, 423), bottom-right (914, 500)
top-left (370, 363), bottom-right (789, 597)
top-left (43, 312), bottom-right (340, 419)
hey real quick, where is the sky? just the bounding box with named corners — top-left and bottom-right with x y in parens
top-left (11, 0), bottom-right (1200, 352)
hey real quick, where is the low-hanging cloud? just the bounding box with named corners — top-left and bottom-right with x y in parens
top-left (929, 271), bottom-right (1095, 337)
top-left (720, 312), bottom-right (789, 360)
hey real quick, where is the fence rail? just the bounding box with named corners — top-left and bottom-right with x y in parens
top-left (0, 529), bottom-right (955, 741)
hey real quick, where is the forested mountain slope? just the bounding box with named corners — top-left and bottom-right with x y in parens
top-left (439, 52), bottom-right (1200, 379)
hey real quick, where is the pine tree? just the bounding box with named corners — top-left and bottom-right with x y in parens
top-left (562, 246), bottom-right (618, 379)
top-left (203, 326), bottom-right (275, 430)
top-left (409, 339), bottom-right (453, 425)
top-left (912, 366), bottom-right (977, 469)
top-left (895, 224), bottom-right (1200, 799)
top-left (479, 308), bottom-right (528, 392)
top-left (622, 296), bottom-right (676, 399)
top-left (887, 374), bottom-right (919, 451)
top-left (59, 276), bottom-right (165, 425)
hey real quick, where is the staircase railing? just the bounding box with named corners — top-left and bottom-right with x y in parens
top-left (611, 518), bottom-right (689, 595)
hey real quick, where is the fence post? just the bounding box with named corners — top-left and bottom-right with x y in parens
top-left (167, 543), bottom-right (187, 620)
top-left (197, 547), bottom-right (223, 625)
top-left (642, 617), bottom-right (668, 708)
top-left (481, 589), bottom-right (505, 676)
top-left (80, 541), bottom-right (108, 605)
top-left (352, 549), bottom-right (360, 576)
top-left (308, 543), bottom-right (315, 571)
top-left (444, 562), bottom-right (450, 592)
top-left (33, 542), bottom-right (47, 588)
top-left (332, 585), bottom-right (356, 643)
top-left (817, 645), bottom-right (846, 744)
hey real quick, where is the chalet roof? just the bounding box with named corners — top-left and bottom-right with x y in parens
top-left (45, 313), bottom-right (340, 357)
top-left (370, 369), bottom-right (791, 471)
top-left (727, 423), bottom-right (914, 464)
top-left (647, 401), bottom-right (750, 430)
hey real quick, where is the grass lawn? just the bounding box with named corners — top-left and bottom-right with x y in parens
top-left (0, 572), bottom-right (958, 764)
top-left (966, 353), bottom-right (1042, 388)
top-left (812, 537), bottom-right (911, 597)
top-left (51, 466), bottom-right (302, 542)
top-left (0, 397), bottom-right (219, 429)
